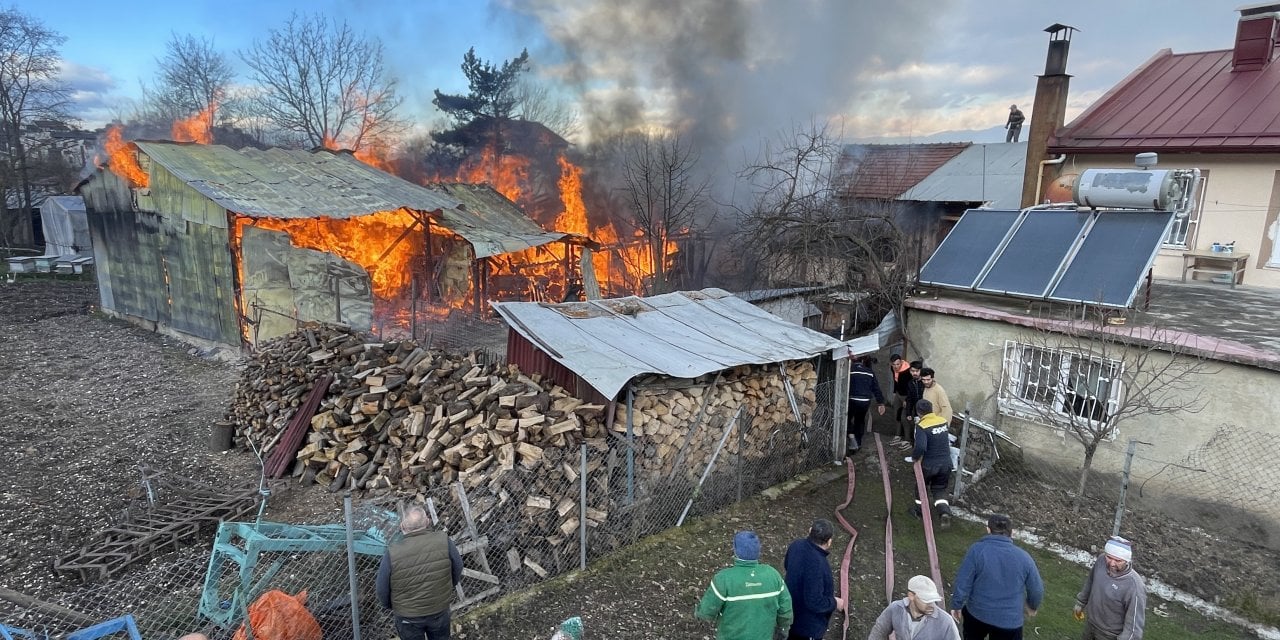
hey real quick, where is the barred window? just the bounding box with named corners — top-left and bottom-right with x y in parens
top-left (999, 341), bottom-right (1123, 433)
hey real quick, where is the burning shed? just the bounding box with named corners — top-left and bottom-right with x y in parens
top-left (78, 141), bottom-right (573, 348)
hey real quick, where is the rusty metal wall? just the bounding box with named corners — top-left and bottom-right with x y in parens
top-left (505, 330), bottom-right (608, 404)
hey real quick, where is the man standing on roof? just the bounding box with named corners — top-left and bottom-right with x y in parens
top-left (950, 513), bottom-right (1043, 640)
top-left (697, 530), bottom-right (794, 640)
top-left (906, 399), bottom-right (955, 527)
top-left (848, 355), bottom-right (886, 455)
top-left (1006, 105), bottom-right (1025, 143)
top-left (869, 575), bottom-right (961, 640)
top-left (1074, 537), bottom-right (1147, 640)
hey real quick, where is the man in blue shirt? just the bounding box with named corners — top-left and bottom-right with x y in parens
top-left (950, 514), bottom-right (1044, 640)
top-left (783, 519), bottom-right (845, 639)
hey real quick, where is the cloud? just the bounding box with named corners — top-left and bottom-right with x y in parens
top-left (57, 61), bottom-right (121, 126)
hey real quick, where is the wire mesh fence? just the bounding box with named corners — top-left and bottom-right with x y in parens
top-left (0, 378), bottom-right (841, 640)
top-left (950, 412), bottom-right (1280, 622)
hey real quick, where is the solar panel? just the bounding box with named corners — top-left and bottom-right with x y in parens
top-left (1049, 211), bottom-right (1174, 307)
top-left (977, 210), bottom-right (1092, 297)
top-left (919, 209), bottom-right (1021, 289)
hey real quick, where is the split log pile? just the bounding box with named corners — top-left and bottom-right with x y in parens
top-left (226, 323), bottom-right (820, 585)
top-left (621, 363), bottom-right (819, 482)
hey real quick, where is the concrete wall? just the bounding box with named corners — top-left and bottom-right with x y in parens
top-left (908, 308), bottom-right (1280, 537)
top-left (1059, 154), bottom-right (1280, 289)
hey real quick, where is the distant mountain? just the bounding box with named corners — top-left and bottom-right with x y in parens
top-left (851, 125), bottom-right (1013, 145)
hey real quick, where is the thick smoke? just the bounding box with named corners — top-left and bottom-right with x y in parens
top-left (505, 0), bottom-right (953, 187)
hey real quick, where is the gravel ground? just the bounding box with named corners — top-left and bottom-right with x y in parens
top-left (0, 278), bottom-right (251, 598)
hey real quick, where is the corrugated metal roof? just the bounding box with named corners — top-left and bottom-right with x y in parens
top-left (1050, 48), bottom-right (1280, 153)
top-left (834, 143), bottom-right (971, 199)
top-left (734, 285), bottom-right (831, 303)
top-left (898, 142), bottom-right (1026, 208)
top-left (131, 142), bottom-right (567, 258)
top-left (492, 288), bottom-right (844, 398)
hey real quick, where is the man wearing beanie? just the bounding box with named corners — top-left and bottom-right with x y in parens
top-left (783, 519), bottom-right (844, 640)
top-left (1073, 537), bottom-right (1146, 640)
top-left (869, 575), bottom-right (961, 640)
top-left (697, 530), bottom-right (794, 640)
top-left (950, 514), bottom-right (1043, 640)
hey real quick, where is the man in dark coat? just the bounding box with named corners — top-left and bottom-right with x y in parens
top-left (907, 399), bottom-right (955, 526)
top-left (377, 505), bottom-right (464, 640)
top-left (894, 360), bottom-right (925, 450)
top-left (847, 355), bottom-right (886, 454)
top-left (783, 519), bottom-right (845, 640)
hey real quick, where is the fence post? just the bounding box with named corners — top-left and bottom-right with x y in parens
top-left (579, 443), bottom-right (588, 570)
top-left (736, 416), bottom-right (746, 503)
top-left (626, 386), bottom-right (635, 505)
top-left (1112, 438), bottom-right (1139, 537)
top-left (832, 353), bottom-right (851, 462)
top-left (343, 493), bottom-right (363, 640)
top-left (953, 405), bottom-right (972, 500)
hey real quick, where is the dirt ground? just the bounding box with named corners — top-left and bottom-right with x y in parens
top-left (0, 278), bottom-right (339, 601)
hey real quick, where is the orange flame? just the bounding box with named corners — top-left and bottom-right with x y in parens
top-left (171, 103), bottom-right (215, 144)
top-left (455, 146), bottom-right (529, 201)
top-left (103, 125), bottom-right (148, 188)
top-left (236, 210), bottom-right (424, 299)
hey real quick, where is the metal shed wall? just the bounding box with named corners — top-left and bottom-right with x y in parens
top-left (82, 163), bottom-right (240, 345)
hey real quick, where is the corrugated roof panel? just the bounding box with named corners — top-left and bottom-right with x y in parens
top-left (897, 143), bottom-right (1026, 208)
top-left (834, 143), bottom-right (970, 199)
top-left (492, 288), bottom-right (844, 398)
top-left (129, 142), bottom-right (566, 258)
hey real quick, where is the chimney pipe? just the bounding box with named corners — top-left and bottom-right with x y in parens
top-left (1021, 24), bottom-right (1078, 208)
top-left (1232, 2), bottom-right (1280, 71)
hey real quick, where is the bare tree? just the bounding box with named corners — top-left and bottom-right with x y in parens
top-left (511, 74), bottom-right (581, 141)
top-left (143, 33), bottom-right (235, 139)
top-left (735, 119), bottom-right (917, 328)
top-left (240, 13), bottom-right (403, 150)
top-left (993, 312), bottom-right (1211, 508)
top-left (618, 132), bottom-right (708, 295)
top-left (0, 7), bottom-right (72, 248)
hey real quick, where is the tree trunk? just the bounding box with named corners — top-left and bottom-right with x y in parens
top-left (1073, 443), bottom-right (1098, 513)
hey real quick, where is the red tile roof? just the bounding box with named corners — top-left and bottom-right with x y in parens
top-left (1050, 48), bottom-right (1280, 153)
top-left (834, 143), bottom-right (970, 199)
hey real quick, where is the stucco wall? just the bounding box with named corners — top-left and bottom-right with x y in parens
top-left (1059, 154), bottom-right (1280, 289)
top-left (908, 307), bottom-right (1280, 534)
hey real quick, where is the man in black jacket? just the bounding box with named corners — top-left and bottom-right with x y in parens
top-left (1006, 105), bottom-right (1025, 142)
top-left (784, 519), bottom-right (845, 640)
top-left (377, 505), bottom-right (464, 640)
top-left (894, 361), bottom-right (925, 450)
top-left (907, 399), bottom-right (955, 527)
top-left (847, 356), bottom-right (886, 454)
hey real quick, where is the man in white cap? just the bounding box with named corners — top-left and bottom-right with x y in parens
top-left (1073, 536), bottom-right (1146, 640)
top-left (868, 575), bottom-right (961, 640)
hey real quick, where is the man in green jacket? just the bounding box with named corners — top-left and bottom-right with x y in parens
top-left (696, 530), bottom-right (794, 640)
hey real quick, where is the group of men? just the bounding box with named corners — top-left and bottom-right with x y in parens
top-left (697, 518), bottom-right (1146, 640)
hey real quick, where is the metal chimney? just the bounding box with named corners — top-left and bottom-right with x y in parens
top-left (1021, 23), bottom-right (1079, 208)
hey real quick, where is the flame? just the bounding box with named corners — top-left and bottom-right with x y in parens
top-left (455, 145), bottom-right (529, 201)
top-left (171, 103), bottom-right (215, 144)
top-left (354, 138), bottom-right (394, 173)
top-left (236, 210), bottom-right (425, 299)
top-left (102, 125), bottom-right (148, 188)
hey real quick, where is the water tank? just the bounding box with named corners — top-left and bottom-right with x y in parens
top-left (1073, 169), bottom-right (1181, 210)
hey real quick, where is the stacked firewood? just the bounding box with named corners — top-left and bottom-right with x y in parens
top-left (226, 323), bottom-right (819, 580)
top-left (621, 363), bottom-right (818, 481)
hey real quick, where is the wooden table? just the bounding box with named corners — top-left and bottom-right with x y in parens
top-left (1181, 250), bottom-right (1249, 288)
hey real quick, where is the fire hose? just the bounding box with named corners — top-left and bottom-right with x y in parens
top-left (836, 432), bottom-right (946, 638)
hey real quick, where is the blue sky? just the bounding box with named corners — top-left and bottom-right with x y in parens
top-left (14, 0), bottom-right (1245, 145)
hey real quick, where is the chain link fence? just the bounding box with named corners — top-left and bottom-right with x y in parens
top-left (1, 378), bottom-right (841, 639)
top-left (950, 412), bottom-right (1280, 623)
